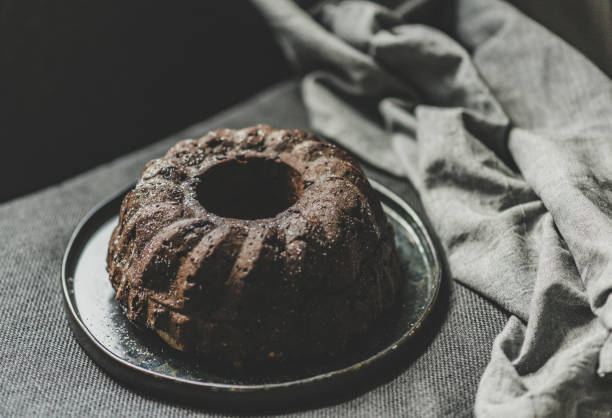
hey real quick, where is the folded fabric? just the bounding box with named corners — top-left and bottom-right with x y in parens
top-left (252, 0), bottom-right (612, 416)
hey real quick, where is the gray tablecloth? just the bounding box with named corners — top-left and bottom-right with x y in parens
top-left (1, 81), bottom-right (508, 417)
top-left (253, 0), bottom-right (612, 416)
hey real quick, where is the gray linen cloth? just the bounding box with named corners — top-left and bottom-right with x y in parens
top-left (252, 0), bottom-right (612, 416)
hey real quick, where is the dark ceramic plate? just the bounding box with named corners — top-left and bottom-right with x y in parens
top-left (61, 180), bottom-right (441, 411)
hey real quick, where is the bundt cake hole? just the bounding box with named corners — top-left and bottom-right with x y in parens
top-left (197, 158), bottom-right (303, 220)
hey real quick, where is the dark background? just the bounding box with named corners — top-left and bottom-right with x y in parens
top-left (1, 0), bottom-right (610, 203)
top-left (0, 1), bottom-right (290, 202)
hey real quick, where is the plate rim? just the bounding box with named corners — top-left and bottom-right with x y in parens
top-left (61, 179), bottom-right (442, 398)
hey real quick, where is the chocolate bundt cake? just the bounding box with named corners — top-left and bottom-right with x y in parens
top-left (107, 125), bottom-right (401, 364)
